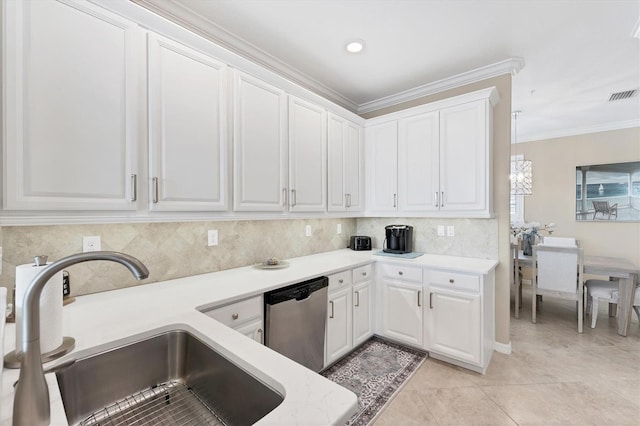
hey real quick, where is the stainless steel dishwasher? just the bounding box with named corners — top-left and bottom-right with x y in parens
top-left (264, 276), bottom-right (328, 372)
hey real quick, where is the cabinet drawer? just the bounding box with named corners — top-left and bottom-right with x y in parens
top-left (352, 264), bottom-right (372, 283)
top-left (328, 270), bottom-right (352, 290)
top-left (204, 295), bottom-right (263, 327)
top-left (379, 263), bottom-right (423, 283)
top-left (430, 270), bottom-right (480, 292)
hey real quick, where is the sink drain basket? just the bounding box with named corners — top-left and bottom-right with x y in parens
top-left (79, 380), bottom-right (225, 426)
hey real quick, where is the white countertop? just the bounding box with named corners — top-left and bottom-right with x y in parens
top-left (1, 249), bottom-right (498, 425)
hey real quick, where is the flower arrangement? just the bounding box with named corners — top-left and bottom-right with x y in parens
top-left (511, 222), bottom-right (555, 255)
top-left (510, 222), bottom-right (555, 238)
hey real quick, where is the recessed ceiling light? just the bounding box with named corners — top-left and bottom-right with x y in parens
top-left (346, 39), bottom-right (365, 53)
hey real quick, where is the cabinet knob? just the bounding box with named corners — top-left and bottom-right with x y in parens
top-left (339, 279), bottom-right (344, 284)
top-left (398, 271), bottom-right (403, 276)
top-left (232, 313), bottom-right (239, 320)
top-left (362, 272), bottom-right (367, 276)
top-left (449, 278), bottom-right (454, 283)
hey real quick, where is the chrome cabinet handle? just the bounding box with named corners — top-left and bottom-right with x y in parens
top-left (417, 290), bottom-right (421, 307)
top-left (257, 328), bottom-right (263, 344)
top-left (434, 192), bottom-right (439, 207)
top-left (152, 177), bottom-right (159, 203)
top-left (398, 271), bottom-right (403, 276)
top-left (440, 191), bottom-right (444, 207)
top-left (430, 292), bottom-right (434, 309)
top-left (393, 193), bottom-right (397, 208)
top-left (355, 291), bottom-right (360, 307)
top-left (449, 278), bottom-right (454, 283)
top-left (348, 193), bottom-right (352, 208)
top-left (232, 313), bottom-right (239, 320)
top-left (130, 174), bottom-right (137, 202)
top-left (345, 193), bottom-right (349, 208)
top-left (291, 189), bottom-right (297, 207)
top-left (283, 188), bottom-right (287, 207)
top-left (329, 300), bottom-right (334, 318)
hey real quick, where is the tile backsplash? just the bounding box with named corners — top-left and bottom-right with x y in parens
top-left (1, 218), bottom-right (357, 299)
top-left (1, 216), bottom-right (498, 301)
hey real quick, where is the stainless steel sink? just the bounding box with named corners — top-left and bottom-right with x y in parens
top-left (55, 329), bottom-right (284, 425)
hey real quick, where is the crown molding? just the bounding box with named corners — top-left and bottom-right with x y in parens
top-left (357, 58), bottom-right (525, 114)
top-left (131, 0), bottom-right (360, 112)
top-left (517, 119), bottom-right (640, 143)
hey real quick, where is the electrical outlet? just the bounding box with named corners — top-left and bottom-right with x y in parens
top-left (337, 223), bottom-right (342, 234)
top-left (437, 225), bottom-right (445, 236)
top-left (82, 236), bottom-right (101, 252)
top-left (447, 225), bottom-right (455, 237)
top-left (207, 230), bottom-right (218, 246)
top-left (305, 225), bottom-right (312, 237)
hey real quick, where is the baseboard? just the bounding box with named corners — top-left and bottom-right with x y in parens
top-left (494, 340), bottom-right (512, 354)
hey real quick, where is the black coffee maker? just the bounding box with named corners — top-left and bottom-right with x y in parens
top-left (383, 225), bottom-right (413, 254)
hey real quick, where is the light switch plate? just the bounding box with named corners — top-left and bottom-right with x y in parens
top-left (437, 225), bottom-right (445, 236)
top-left (337, 223), bottom-right (342, 234)
top-left (305, 225), bottom-right (312, 237)
top-left (446, 225), bottom-right (455, 237)
top-left (207, 230), bottom-right (218, 246)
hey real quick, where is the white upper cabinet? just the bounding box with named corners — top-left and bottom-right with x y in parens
top-left (365, 87), bottom-right (498, 217)
top-left (148, 33), bottom-right (227, 211)
top-left (328, 114), bottom-right (363, 212)
top-left (398, 111), bottom-right (440, 212)
top-left (3, 0), bottom-right (142, 210)
top-left (365, 121), bottom-right (398, 212)
top-left (288, 96), bottom-right (327, 212)
top-left (233, 71), bottom-right (287, 212)
top-left (439, 100), bottom-right (490, 213)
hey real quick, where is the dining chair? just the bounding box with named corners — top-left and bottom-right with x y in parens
top-left (532, 245), bottom-right (584, 333)
top-left (584, 278), bottom-right (619, 328)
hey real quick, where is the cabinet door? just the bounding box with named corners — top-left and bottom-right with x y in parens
top-left (327, 114), bottom-right (346, 212)
top-left (381, 280), bottom-right (423, 347)
top-left (365, 122), bottom-right (398, 212)
top-left (427, 287), bottom-right (481, 364)
top-left (326, 287), bottom-right (353, 366)
top-left (328, 115), bottom-right (362, 212)
top-left (398, 112), bottom-right (440, 212)
top-left (233, 71), bottom-right (287, 211)
top-left (353, 281), bottom-right (372, 346)
top-left (235, 318), bottom-right (264, 344)
top-left (439, 100), bottom-right (489, 212)
top-left (289, 96), bottom-right (327, 212)
top-left (4, 0), bottom-right (141, 210)
top-left (148, 34), bottom-right (227, 211)
top-left (345, 121), bottom-right (363, 211)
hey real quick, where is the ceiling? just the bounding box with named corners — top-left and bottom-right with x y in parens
top-left (135, 0), bottom-right (640, 143)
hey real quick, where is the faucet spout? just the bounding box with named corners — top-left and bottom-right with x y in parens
top-left (12, 251), bottom-right (149, 426)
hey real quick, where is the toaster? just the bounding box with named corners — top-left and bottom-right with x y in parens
top-left (349, 236), bottom-right (372, 251)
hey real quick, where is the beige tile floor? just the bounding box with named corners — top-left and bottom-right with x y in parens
top-left (374, 287), bottom-right (640, 425)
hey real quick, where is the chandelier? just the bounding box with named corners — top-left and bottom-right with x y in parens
top-left (510, 111), bottom-right (533, 195)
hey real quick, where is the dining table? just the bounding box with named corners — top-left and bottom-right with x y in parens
top-left (512, 245), bottom-right (639, 336)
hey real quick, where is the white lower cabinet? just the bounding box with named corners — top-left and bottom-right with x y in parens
top-left (426, 288), bottom-right (481, 364)
top-left (381, 280), bottom-right (423, 347)
top-left (202, 295), bottom-right (264, 344)
top-left (325, 264), bottom-right (374, 367)
top-left (326, 286), bottom-right (353, 365)
top-left (423, 269), bottom-right (494, 373)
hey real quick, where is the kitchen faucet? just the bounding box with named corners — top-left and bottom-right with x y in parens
top-left (12, 251), bottom-right (149, 426)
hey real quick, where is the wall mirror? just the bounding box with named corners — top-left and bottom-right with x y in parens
top-left (576, 161), bottom-right (640, 222)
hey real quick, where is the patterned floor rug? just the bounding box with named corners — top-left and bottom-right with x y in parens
top-left (321, 336), bottom-right (427, 426)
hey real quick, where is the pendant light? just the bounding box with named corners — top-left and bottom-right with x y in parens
top-left (510, 111), bottom-right (533, 195)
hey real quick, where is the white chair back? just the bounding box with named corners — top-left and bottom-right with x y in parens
top-left (534, 245), bottom-right (583, 294)
top-left (541, 236), bottom-right (577, 247)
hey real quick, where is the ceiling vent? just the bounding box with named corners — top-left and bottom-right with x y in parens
top-left (608, 90), bottom-right (637, 102)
